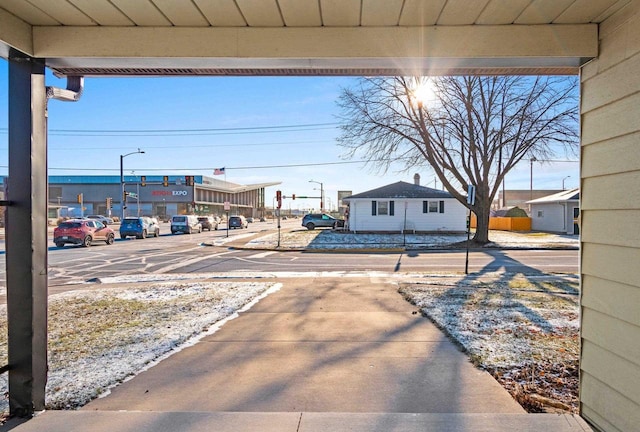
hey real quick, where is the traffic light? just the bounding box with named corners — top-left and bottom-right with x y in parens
top-left (140, 176), bottom-right (146, 187)
top-left (163, 175), bottom-right (169, 187)
top-left (106, 197), bottom-right (112, 209)
top-left (292, 194), bottom-right (296, 200)
top-left (76, 193), bottom-right (83, 203)
top-left (185, 175), bottom-right (194, 186)
top-left (123, 190), bottom-right (127, 202)
top-left (276, 190), bottom-right (282, 209)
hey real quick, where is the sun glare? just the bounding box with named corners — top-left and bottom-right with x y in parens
top-left (411, 78), bottom-right (436, 108)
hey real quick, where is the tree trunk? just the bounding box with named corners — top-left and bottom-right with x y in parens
top-left (472, 201), bottom-right (490, 244)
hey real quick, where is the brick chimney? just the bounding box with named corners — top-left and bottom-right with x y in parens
top-left (414, 173), bottom-right (420, 185)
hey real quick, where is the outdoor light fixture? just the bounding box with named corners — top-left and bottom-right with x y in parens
top-left (309, 180), bottom-right (324, 212)
top-left (120, 149), bottom-right (145, 220)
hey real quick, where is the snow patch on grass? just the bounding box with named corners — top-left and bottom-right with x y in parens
top-left (399, 275), bottom-right (579, 412)
top-left (0, 280), bottom-right (278, 412)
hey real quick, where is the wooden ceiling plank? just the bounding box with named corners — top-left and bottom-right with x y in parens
top-left (399, 0), bottom-right (446, 26)
top-left (0, 0), bottom-right (59, 25)
top-left (278, 0), bottom-right (322, 26)
top-left (515, 0), bottom-right (575, 24)
top-left (111, 0), bottom-right (171, 26)
top-left (361, 0), bottom-right (403, 26)
top-left (152, 0), bottom-right (209, 26)
top-left (438, 0), bottom-right (491, 25)
top-left (477, 0), bottom-right (532, 25)
top-left (195, 0), bottom-right (246, 26)
top-left (555, 0), bottom-right (622, 23)
top-left (68, 0), bottom-right (134, 26)
top-left (235, 0), bottom-right (283, 27)
top-left (27, 0), bottom-right (95, 25)
top-left (321, 0), bottom-right (360, 26)
top-left (594, 0), bottom-right (633, 23)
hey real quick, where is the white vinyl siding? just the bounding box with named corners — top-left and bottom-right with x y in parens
top-left (580, 2), bottom-right (640, 431)
top-left (530, 203), bottom-right (565, 233)
top-left (349, 198), bottom-right (465, 232)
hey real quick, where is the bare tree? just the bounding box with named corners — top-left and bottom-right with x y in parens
top-left (337, 75), bottom-right (579, 243)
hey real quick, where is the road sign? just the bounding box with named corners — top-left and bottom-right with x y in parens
top-left (466, 185), bottom-right (476, 205)
top-left (127, 192), bottom-right (138, 199)
top-left (224, 201), bottom-right (231, 210)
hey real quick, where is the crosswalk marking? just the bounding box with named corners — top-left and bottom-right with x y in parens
top-left (246, 251), bottom-right (278, 259)
top-left (155, 250), bottom-right (239, 273)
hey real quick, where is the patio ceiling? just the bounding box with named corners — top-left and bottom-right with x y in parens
top-left (0, 0), bottom-right (630, 76)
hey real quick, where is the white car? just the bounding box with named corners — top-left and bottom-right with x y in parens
top-left (170, 215), bottom-right (202, 234)
top-left (86, 215), bottom-right (113, 225)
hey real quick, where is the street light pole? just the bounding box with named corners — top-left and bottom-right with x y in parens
top-left (309, 180), bottom-right (324, 213)
top-left (562, 175), bottom-right (571, 190)
top-left (120, 149), bottom-right (144, 221)
top-left (530, 157), bottom-right (537, 201)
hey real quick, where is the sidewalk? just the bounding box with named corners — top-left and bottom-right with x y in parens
top-left (215, 229), bottom-right (580, 251)
top-left (2, 276), bottom-right (592, 432)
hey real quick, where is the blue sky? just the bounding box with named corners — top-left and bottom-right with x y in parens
top-left (0, 59), bottom-right (578, 211)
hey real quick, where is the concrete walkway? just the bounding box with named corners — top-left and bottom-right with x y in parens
top-left (2, 277), bottom-right (592, 431)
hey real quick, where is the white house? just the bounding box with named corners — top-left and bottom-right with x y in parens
top-left (342, 179), bottom-right (467, 233)
top-left (527, 188), bottom-right (580, 235)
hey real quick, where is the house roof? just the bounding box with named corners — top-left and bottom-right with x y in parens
top-left (343, 181), bottom-right (453, 201)
top-left (527, 188), bottom-right (580, 204)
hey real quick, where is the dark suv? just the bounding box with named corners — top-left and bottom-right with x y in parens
top-left (302, 213), bottom-right (343, 230)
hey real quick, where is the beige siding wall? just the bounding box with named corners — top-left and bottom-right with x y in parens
top-left (580, 1), bottom-right (640, 431)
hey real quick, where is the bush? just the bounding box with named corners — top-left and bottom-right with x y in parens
top-left (505, 206), bottom-right (528, 217)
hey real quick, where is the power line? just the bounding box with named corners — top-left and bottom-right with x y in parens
top-left (0, 122), bottom-right (340, 137)
top-left (2, 159), bottom-right (369, 173)
top-left (0, 158), bottom-right (580, 173)
top-left (40, 138), bottom-right (331, 151)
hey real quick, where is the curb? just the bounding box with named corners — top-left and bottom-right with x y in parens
top-left (222, 244), bottom-right (579, 253)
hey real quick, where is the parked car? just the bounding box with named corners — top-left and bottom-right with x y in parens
top-left (197, 216), bottom-right (218, 231)
top-left (246, 217), bottom-right (254, 223)
top-left (228, 215), bottom-right (248, 229)
top-left (302, 213), bottom-right (344, 230)
top-left (171, 215), bottom-right (202, 234)
top-left (119, 216), bottom-right (160, 239)
top-left (86, 214), bottom-right (113, 225)
top-left (54, 219), bottom-right (115, 247)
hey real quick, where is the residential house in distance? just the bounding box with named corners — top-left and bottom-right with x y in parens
top-left (527, 188), bottom-right (580, 235)
top-left (342, 175), bottom-right (467, 233)
top-left (493, 189), bottom-right (564, 213)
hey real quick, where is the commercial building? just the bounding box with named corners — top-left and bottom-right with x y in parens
top-left (11, 175), bottom-right (279, 221)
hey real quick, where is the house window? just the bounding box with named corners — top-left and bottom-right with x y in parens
top-left (378, 201), bottom-right (388, 215)
top-left (372, 200), bottom-right (395, 216)
top-left (423, 201), bottom-right (444, 213)
top-left (537, 210), bottom-right (544, 218)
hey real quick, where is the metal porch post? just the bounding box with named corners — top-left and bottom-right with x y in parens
top-left (6, 51), bottom-right (49, 416)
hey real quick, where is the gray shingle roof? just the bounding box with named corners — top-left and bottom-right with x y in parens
top-left (343, 181), bottom-right (453, 200)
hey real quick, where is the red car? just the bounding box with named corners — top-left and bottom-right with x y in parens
top-left (54, 219), bottom-right (115, 247)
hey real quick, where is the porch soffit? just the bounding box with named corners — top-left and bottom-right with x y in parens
top-left (0, 0), bottom-right (630, 76)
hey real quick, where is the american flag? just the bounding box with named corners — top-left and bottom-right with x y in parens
top-left (214, 167), bottom-right (225, 175)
